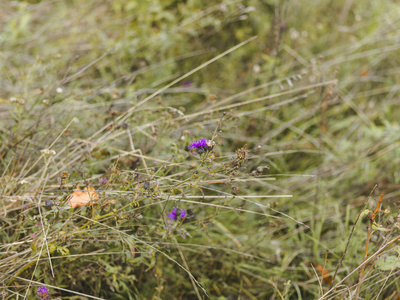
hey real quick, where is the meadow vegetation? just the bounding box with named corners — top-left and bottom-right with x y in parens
top-left (1, 0), bottom-right (400, 299)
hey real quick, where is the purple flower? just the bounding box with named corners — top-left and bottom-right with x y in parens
top-left (99, 177), bottom-right (108, 185)
top-left (179, 210), bottom-right (187, 219)
top-left (183, 81), bottom-right (192, 87)
top-left (167, 208), bottom-right (188, 221)
top-left (167, 208), bottom-right (178, 221)
top-left (37, 286), bottom-right (49, 300)
top-left (188, 138), bottom-right (208, 151)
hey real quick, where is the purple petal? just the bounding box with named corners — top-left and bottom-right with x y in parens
top-left (167, 208), bottom-right (178, 221)
top-left (179, 210), bottom-right (187, 219)
top-left (188, 138), bottom-right (209, 151)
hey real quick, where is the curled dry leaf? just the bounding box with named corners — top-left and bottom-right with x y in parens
top-left (315, 263), bottom-right (333, 285)
top-left (67, 186), bottom-right (99, 208)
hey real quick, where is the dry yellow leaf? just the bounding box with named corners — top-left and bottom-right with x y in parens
top-left (67, 186), bottom-right (99, 208)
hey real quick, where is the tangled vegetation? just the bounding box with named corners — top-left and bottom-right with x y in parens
top-left (1, 0), bottom-right (400, 299)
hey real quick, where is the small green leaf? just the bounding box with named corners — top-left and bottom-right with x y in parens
top-left (57, 246), bottom-right (70, 256)
top-left (372, 223), bottom-right (390, 232)
top-left (376, 256), bottom-right (400, 271)
top-left (361, 209), bottom-right (372, 217)
top-left (30, 241), bottom-right (37, 253)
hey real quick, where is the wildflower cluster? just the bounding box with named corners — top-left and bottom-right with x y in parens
top-left (37, 286), bottom-right (49, 300)
top-left (99, 177), bottom-right (108, 185)
top-left (167, 208), bottom-right (187, 221)
top-left (188, 138), bottom-right (208, 151)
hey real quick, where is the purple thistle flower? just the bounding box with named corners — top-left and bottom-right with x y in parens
top-left (188, 138), bottom-right (208, 151)
top-left (37, 286), bottom-right (49, 300)
top-left (99, 177), bottom-right (108, 185)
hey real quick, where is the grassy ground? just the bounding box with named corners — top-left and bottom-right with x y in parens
top-left (1, 0), bottom-right (400, 299)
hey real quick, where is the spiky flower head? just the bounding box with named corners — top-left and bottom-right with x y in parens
top-left (188, 138), bottom-right (208, 151)
top-left (37, 286), bottom-right (49, 300)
